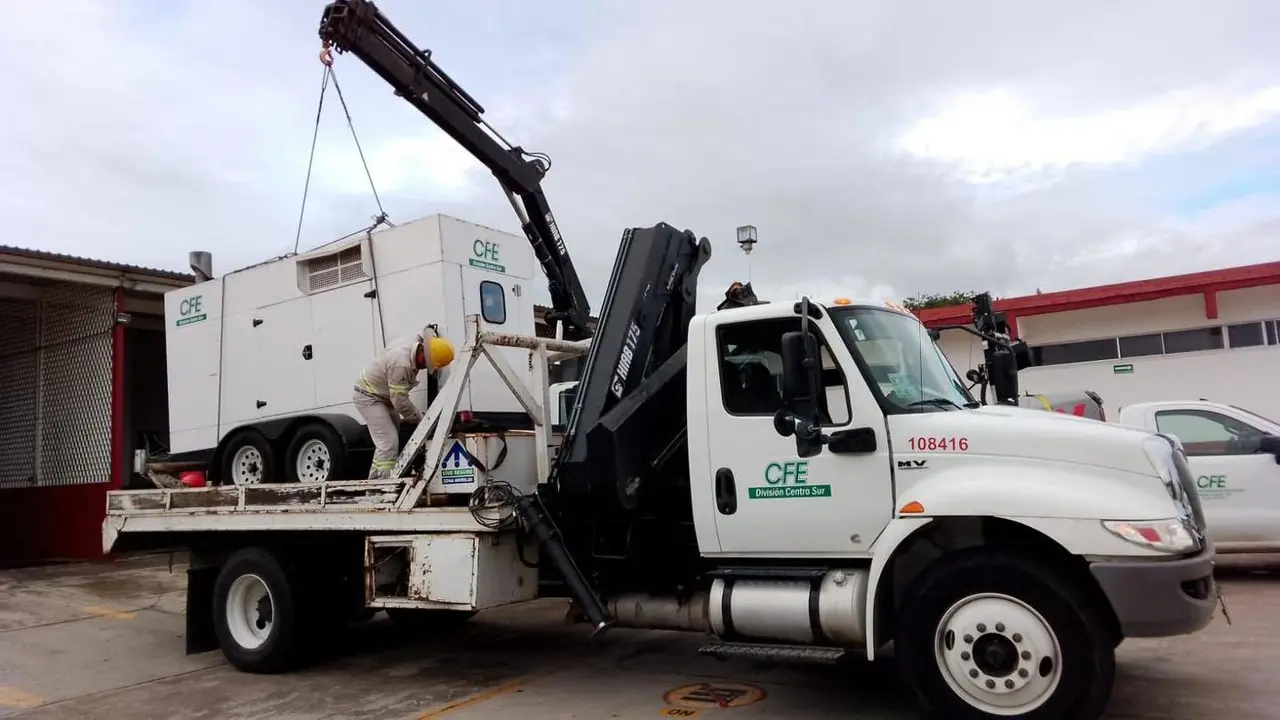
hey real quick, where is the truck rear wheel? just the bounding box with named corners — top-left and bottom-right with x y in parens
top-left (212, 547), bottom-right (301, 673)
top-left (894, 549), bottom-right (1114, 719)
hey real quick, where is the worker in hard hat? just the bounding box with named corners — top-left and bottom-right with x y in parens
top-left (352, 332), bottom-right (456, 479)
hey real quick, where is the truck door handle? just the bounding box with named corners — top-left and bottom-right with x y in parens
top-left (715, 467), bottom-right (737, 515)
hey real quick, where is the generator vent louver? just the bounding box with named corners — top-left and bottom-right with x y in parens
top-left (303, 245), bottom-right (368, 293)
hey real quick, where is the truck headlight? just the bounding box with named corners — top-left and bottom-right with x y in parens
top-left (1102, 518), bottom-right (1199, 554)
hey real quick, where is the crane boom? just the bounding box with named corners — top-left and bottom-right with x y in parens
top-left (318, 0), bottom-right (593, 340)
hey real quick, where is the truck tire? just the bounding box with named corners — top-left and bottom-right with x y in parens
top-left (212, 547), bottom-right (302, 673)
top-left (894, 549), bottom-right (1114, 720)
top-left (284, 422), bottom-right (347, 484)
top-left (219, 431), bottom-right (276, 486)
top-left (385, 608), bottom-right (477, 634)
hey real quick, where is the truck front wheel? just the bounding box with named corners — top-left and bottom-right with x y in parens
top-left (212, 547), bottom-right (301, 674)
top-left (894, 549), bottom-right (1114, 719)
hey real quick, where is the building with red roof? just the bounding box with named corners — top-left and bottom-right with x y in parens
top-left (916, 261), bottom-right (1280, 417)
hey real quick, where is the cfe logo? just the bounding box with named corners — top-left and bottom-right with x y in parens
top-left (766, 460), bottom-right (809, 485)
top-left (469, 239), bottom-right (506, 273)
top-left (748, 460), bottom-right (832, 499)
top-left (1197, 475), bottom-right (1227, 490)
top-left (176, 294), bottom-right (207, 327)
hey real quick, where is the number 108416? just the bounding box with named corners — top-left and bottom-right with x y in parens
top-left (908, 436), bottom-right (969, 452)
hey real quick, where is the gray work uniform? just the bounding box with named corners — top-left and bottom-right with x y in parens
top-left (352, 343), bottom-right (424, 479)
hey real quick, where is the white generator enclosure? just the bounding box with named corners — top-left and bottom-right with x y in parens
top-left (163, 214), bottom-right (538, 456)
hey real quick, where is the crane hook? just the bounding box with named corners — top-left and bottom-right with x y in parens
top-left (319, 41), bottom-right (334, 67)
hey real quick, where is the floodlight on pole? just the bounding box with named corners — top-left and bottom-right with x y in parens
top-left (736, 225), bottom-right (758, 255)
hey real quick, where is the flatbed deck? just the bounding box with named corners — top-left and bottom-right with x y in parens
top-left (103, 498), bottom-right (494, 552)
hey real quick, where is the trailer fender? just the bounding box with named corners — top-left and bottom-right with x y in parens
top-left (230, 414), bottom-right (370, 448)
top-left (864, 516), bottom-right (933, 661)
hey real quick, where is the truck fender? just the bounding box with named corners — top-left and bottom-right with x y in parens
top-left (864, 516), bottom-right (933, 661)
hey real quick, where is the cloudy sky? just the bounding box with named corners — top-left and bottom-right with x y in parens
top-left (3, 0), bottom-right (1279, 312)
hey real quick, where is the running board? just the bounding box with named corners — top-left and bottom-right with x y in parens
top-left (698, 642), bottom-right (848, 664)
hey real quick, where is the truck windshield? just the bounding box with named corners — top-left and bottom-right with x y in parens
top-left (829, 306), bottom-right (976, 413)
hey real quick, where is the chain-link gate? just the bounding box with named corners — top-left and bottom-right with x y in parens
top-left (0, 282), bottom-right (116, 489)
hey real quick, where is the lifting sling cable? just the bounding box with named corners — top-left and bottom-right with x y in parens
top-left (293, 45), bottom-right (390, 254)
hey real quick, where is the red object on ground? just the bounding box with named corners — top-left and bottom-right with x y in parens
top-left (179, 471), bottom-right (206, 488)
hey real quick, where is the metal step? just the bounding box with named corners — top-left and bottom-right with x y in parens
top-left (698, 642), bottom-right (848, 664)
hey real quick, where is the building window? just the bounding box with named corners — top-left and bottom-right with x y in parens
top-left (1030, 338), bottom-right (1118, 366)
top-left (1268, 320), bottom-right (1279, 346)
top-left (1118, 333), bottom-right (1163, 358)
top-left (1162, 326), bottom-right (1223, 354)
top-left (1154, 409), bottom-right (1268, 456)
top-left (1227, 322), bottom-right (1265, 348)
top-left (479, 281), bottom-right (506, 324)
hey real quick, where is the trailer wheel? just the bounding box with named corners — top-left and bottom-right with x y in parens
top-left (385, 608), bottom-right (477, 634)
top-left (212, 547), bottom-right (301, 673)
top-left (894, 549), bottom-right (1114, 720)
top-left (285, 422), bottom-right (346, 484)
top-left (220, 431), bottom-right (276, 486)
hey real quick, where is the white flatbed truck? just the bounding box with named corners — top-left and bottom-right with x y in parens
top-left (101, 4), bottom-right (1223, 718)
top-left (106, 298), bottom-right (1219, 720)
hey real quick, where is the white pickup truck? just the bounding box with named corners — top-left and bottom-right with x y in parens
top-left (1115, 400), bottom-right (1280, 553)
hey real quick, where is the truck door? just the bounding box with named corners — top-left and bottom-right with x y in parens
top-left (704, 315), bottom-right (895, 556)
top-left (1153, 406), bottom-right (1280, 548)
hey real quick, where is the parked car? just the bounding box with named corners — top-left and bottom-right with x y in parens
top-left (1116, 400), bottom-right (1280, 552)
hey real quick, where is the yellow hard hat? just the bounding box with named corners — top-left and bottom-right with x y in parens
top-left (426, 336), bottom-right (455, 370)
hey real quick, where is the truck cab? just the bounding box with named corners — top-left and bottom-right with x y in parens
top-left (687, 297), bottom-right (1205, 560)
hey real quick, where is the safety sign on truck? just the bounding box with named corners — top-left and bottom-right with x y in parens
top-left (440, 441), bottom-right (477, 485)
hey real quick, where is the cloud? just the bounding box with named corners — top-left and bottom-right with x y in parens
top-left (897, 84), bottom-right (1280, 183)
top-left (2, 0), bottom-right (1279, 318)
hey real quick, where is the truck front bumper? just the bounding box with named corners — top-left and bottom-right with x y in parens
top-left (1088, 540), bottom-right (1217, 638)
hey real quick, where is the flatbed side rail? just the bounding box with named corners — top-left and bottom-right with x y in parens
top-left (106, 479), bottom-right (407, 515)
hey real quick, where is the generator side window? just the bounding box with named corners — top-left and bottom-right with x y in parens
top-left (480, 280), bottom-right (506, 324)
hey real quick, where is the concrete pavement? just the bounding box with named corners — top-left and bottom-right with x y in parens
top-left (2, 553), bottom-right (1277, 719)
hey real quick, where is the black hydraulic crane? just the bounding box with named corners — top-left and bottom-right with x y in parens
top-left (318, 0), bottom-right (593, 341)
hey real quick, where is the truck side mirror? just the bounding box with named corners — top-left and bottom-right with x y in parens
top-left (1259, 434), bottom-right (1280, 464)
top-left (777, 330), bottom-right (826, 457)
top-left (780, 330), bottom-right (821, 411)
top-left (988, 347), bottom-right (1019, 404)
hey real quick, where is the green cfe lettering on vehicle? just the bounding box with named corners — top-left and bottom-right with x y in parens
top-left (176, 294), bottom-right (207, 327)
top-left (469, 239), bottom-right (506, 272)
top-left (1196, 474), bottom-right (1227, 490)
top-left (749, 460), bottom-right (831, 499)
